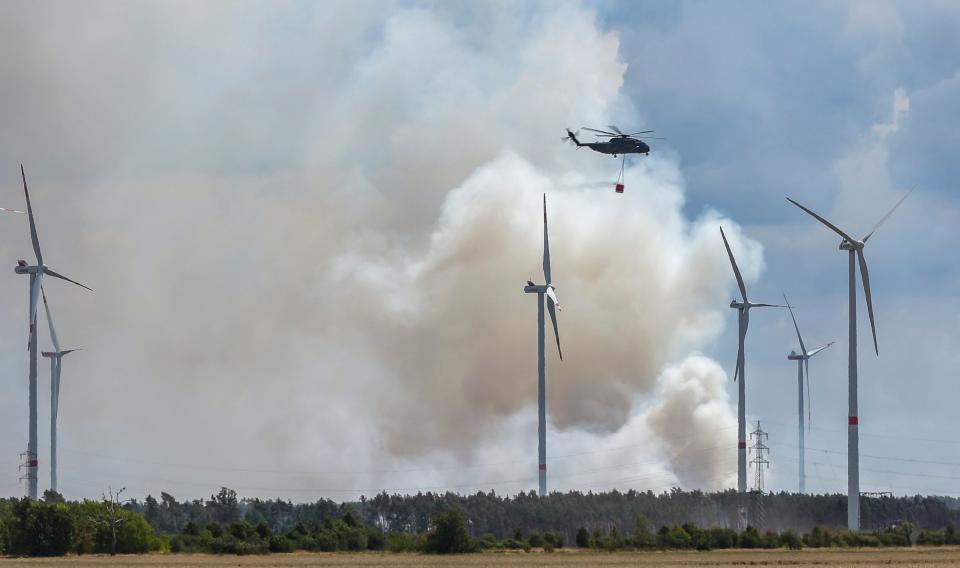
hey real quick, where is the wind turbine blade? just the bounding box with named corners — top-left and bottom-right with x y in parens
top-left (0, 207), bottom-right (25, 214)
top-left (43, 269), bottom-right (92, 292)
top-left (733, 311), bottom-right (746, 382)
top-left (750, 303), bottom-right (786, 308)
top-left (545, 286), bottom-right (560, 310)
top-left (546, 295), bottom-right (562, 360)
top-left (783, 293), bottom-right (807, 356)
top-left (785, 197), bottom-right (856, 243)
top-left (30, 272), bottom-right (43, 326)
top-left (53, 360), bottom-right (61, 416)
top-left (719, 226), bottom-right (748, 302)
top-left (807, 341), bottom-right (834, 358)
top-left (733, 343), bottom-right (742, 382)
top-left (41, 287), bottom-right (61, 353)
top-left (21, 165), bottom-right (43, 265)
top-left (863, 187), bottom-right (915, 243)
top-left (542, 194), bottom-right (552, 285)
top-left (857, 250), bottom-right (878, 355)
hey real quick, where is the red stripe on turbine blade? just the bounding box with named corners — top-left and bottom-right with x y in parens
top-left (538, 464), bottom-right (546, 470)
top-left (849, 416), bottom-right (859, 425)
top-left (738, 442), bottom-right (747, 449)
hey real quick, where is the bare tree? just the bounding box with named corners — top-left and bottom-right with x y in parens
top-left (93, 486), bottom-right (131, 555)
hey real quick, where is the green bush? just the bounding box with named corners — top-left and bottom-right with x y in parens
top-left (739, 525), bottom-right (761, 549)
top-left (502, 537), bottom-right (526, 550)
top-left (709, 527), bottom-right (737, 549)
top-left (575, 526), bottom-right (590, 548)
top-left (543, 531), bottom-right (564, 549)
top-left (268, 534), bottom-right (294, 552)
top-left (780, 530), bottom-right (802, 550)
top-left (803, 525), bottom-right (833, 548)
top-left (387, 532), bottom-right (419, 552)
top-left (423, 508), bottom-right (473, 553)
top-left (658, 524), bottom-right (692, 549)
top-left (4, 498), bottom-right (74, 556)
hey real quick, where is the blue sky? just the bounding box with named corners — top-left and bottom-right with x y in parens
top-left (602, 0), bottom-right (960, 495)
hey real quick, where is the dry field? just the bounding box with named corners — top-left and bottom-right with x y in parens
top-left (3, 548), bottom-right (960, 568)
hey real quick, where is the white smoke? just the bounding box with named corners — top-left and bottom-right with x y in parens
top-left (0, 1), bottom-right (759, 499)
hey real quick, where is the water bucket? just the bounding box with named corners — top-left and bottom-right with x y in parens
top-left (615, 183), bottom-right (624, 193)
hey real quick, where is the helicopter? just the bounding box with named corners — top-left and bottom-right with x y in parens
top-left (562, 125), bottom-right (662, 157)
top-left (563, 125), bottom-right (664, 193)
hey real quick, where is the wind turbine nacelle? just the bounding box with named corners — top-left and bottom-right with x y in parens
top-left (787, 352), bottom-right (803, 360)
top-left (14, 261), bottom-right (35, 274)
top-left (839, 239), bottom-right (861, 251)
top-left (729, 300), bottom-right (744, 309)
top-left (524, 283), bottom-right (551, 294)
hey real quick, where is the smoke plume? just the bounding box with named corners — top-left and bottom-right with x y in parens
top-left (0, 1), bottom-right (758, 499)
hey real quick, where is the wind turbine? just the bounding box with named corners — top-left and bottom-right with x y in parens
top-left (41, 289), bottom-right (80, 495)
top-left (786, 188), bottom-right (913, 530)
top-left (719, 226), bottom-right (782, 496)
top-left (523, 194), bottom-right (562, 497)
top-left (14, 165), bottom-right (91, 499)
top-left (783, 294), bottom-right (833, 494)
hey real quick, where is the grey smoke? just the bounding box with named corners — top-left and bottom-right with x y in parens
top-left (0, 1), bottom-right (757, 499)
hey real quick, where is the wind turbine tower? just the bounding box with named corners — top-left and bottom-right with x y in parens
top-left (524, 194), bottom-right (562, 497)
top-left (719, 227), bottom-right (782, 495)
top-left (13, 166), bottom-right (91, 499)
top-left (41, 289), bottom-right (79, 494)
top-left (786, 188), bottom-right (913, 530)
top-left (783, 294), bottom-right (833, 494)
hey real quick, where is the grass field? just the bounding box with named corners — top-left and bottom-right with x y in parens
top-left (3, 548), bottom-right (960, 568)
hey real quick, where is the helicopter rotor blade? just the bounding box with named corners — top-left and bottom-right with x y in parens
top-left (583, 127), bottom-right (619, 136)
top-left (626, 130), bottom-right (655, 136)
top-left (607, 125), bottom-right (625, 135)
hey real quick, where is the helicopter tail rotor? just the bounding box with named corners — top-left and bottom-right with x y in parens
top-left (562, 128), bottom-right (582, 147)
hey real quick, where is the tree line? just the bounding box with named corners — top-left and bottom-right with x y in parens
top-left (2, 487), bottom-right (959, 556)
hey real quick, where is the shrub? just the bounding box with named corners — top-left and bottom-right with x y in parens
top-left (4, 499), bottom-right (75, 556)
top-left (709, 527), bottom-right (737, 549)
top-left (804, 525), bottom-right (833, 548)
top-left (575, 527), bottom-right (590, 548)
top-left (424, 508), bottom-right (473, 553)
top-left (268, 534), bottom-right (294, 553)
top-left (739, 526), bottom-right (761, 549)
top-left (543, 531), bottom-right (564, 549)
top-left (780, 530), bottom-right (802, 550)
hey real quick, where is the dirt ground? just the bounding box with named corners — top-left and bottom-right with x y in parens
top-left (3, 547), bottom-right (960, 567)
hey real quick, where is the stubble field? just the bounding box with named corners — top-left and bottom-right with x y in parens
top-left (3, 548), bottom-right (960, 568)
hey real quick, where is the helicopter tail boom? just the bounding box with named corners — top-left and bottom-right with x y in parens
top-left (563, 129), bottom-right (582, 147)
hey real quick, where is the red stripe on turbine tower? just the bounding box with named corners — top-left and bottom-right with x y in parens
top-left (538, 464), bottom-right (546, 470)
top-left (738, 442), bottom-right (747, 449)
top-left (849, 416), bottom-right (859, 425)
